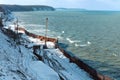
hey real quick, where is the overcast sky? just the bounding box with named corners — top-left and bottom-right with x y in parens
top-left (0, 0), bottom-right (120, 10)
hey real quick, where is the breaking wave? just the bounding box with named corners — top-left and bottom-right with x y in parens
top-left (75, 41), bottom-right (91, 47)
top-left (66, 38), bottom-right (81, 44)
top-left (66, 37), bottom-right (91, 47)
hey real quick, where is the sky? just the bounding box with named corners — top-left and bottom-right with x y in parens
top-left (0, 0), bottom-right (120, 10)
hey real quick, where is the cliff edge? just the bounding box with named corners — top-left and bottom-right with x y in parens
top-left (0, 4), bottom-right (55, 12)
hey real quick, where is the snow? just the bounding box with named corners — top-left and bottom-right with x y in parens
top-left (0, 31), bottom-right (23, 80)
top-left (0, 11), bottom-right (93, 80)
top-left (23, 36), bottom-right (55, 49)
top-left (42, 49), bottom-right (93, 80)
top-left (0, 30), bottom-right (60, 80)
top-left (30, 61), bottom-right (60, 80)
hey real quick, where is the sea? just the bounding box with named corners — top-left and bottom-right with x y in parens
top-left (14, 10), bottom-right (120, 80)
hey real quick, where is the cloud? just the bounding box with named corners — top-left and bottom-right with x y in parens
top-left (96, 0), bottom-right (120, 4)
top-left (95, 0), bottom-right (120, 10)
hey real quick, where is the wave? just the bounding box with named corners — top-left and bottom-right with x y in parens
top-left (25, 24), bottom-right (45, 27)
top-left (66, 38), bottom-right (81, 44)
top-left (75, 41), bottom-right (91, 47)
top-left (62, 31), bottom-right (65, 34)
top-left (112, 53), bottom-right (117, 57)
top-left (57, 36), bottom-right (63, 39)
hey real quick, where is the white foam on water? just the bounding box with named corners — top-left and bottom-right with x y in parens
top-left (66, 38), bottom-right (74, 44)
top-left (57, 31), bottom-right (65, 39)
top-left (66, 38), bottom-right (81, 44)
top-left (26, 24), bottom-right (45, 27)
top-left (28, 28), bottom-right (50, 34)
top-left (112, 53), bottom-right (117, 57)
top-left (75, 41), bottom-right (91, 47)
top-left (75, 43), bottom-right (88, 47)
top-left (62, 31), bottom-right (65, 34)
top-left (57, 36), bottom-right (63, 39)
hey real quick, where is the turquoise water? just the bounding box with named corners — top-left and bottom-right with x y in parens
top-left (14, 11), bottom-right (120, 80)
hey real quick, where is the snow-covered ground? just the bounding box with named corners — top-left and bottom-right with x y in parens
top-left (42, 49), bottom-right (93, 80)
top-left (0, 29), bottom-right (60, 80)
top-left (0, 11), bottom-right (93, 80)
top-left (0, 12), bottom-right (60, 80)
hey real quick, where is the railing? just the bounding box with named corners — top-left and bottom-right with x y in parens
top-left (15, 27), bottom-right (58, 43)
top-left (57, 45), bottom-right (112, 80)
top-left (2, 26), bottom-right (112, 80)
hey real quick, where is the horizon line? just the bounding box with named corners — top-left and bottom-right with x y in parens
top-left (0, 4), bottom-right (120, 11)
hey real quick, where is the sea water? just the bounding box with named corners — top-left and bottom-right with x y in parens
top-left (14, 11), bottom-right (120, 80)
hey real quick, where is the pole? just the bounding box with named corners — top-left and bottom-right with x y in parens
top-left (45, 18), bottom-right (48, 46)
top-left (16, 18), bottom-right (20, 44)
top-left (16, 18), bottom-right (18, 35)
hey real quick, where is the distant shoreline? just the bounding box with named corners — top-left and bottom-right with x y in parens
top-left (0, 4), bottom-right (55, 12)
top-left (56, 8), bottom-right (120, 12)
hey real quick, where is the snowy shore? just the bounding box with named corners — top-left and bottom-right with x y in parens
top-left (0, 10), bottom-right (112, 80)
top-left (0, 10), bottom-right (94, 80)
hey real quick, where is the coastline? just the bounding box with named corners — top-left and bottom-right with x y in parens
top-left (0, 9), bottom-right (112, 80)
